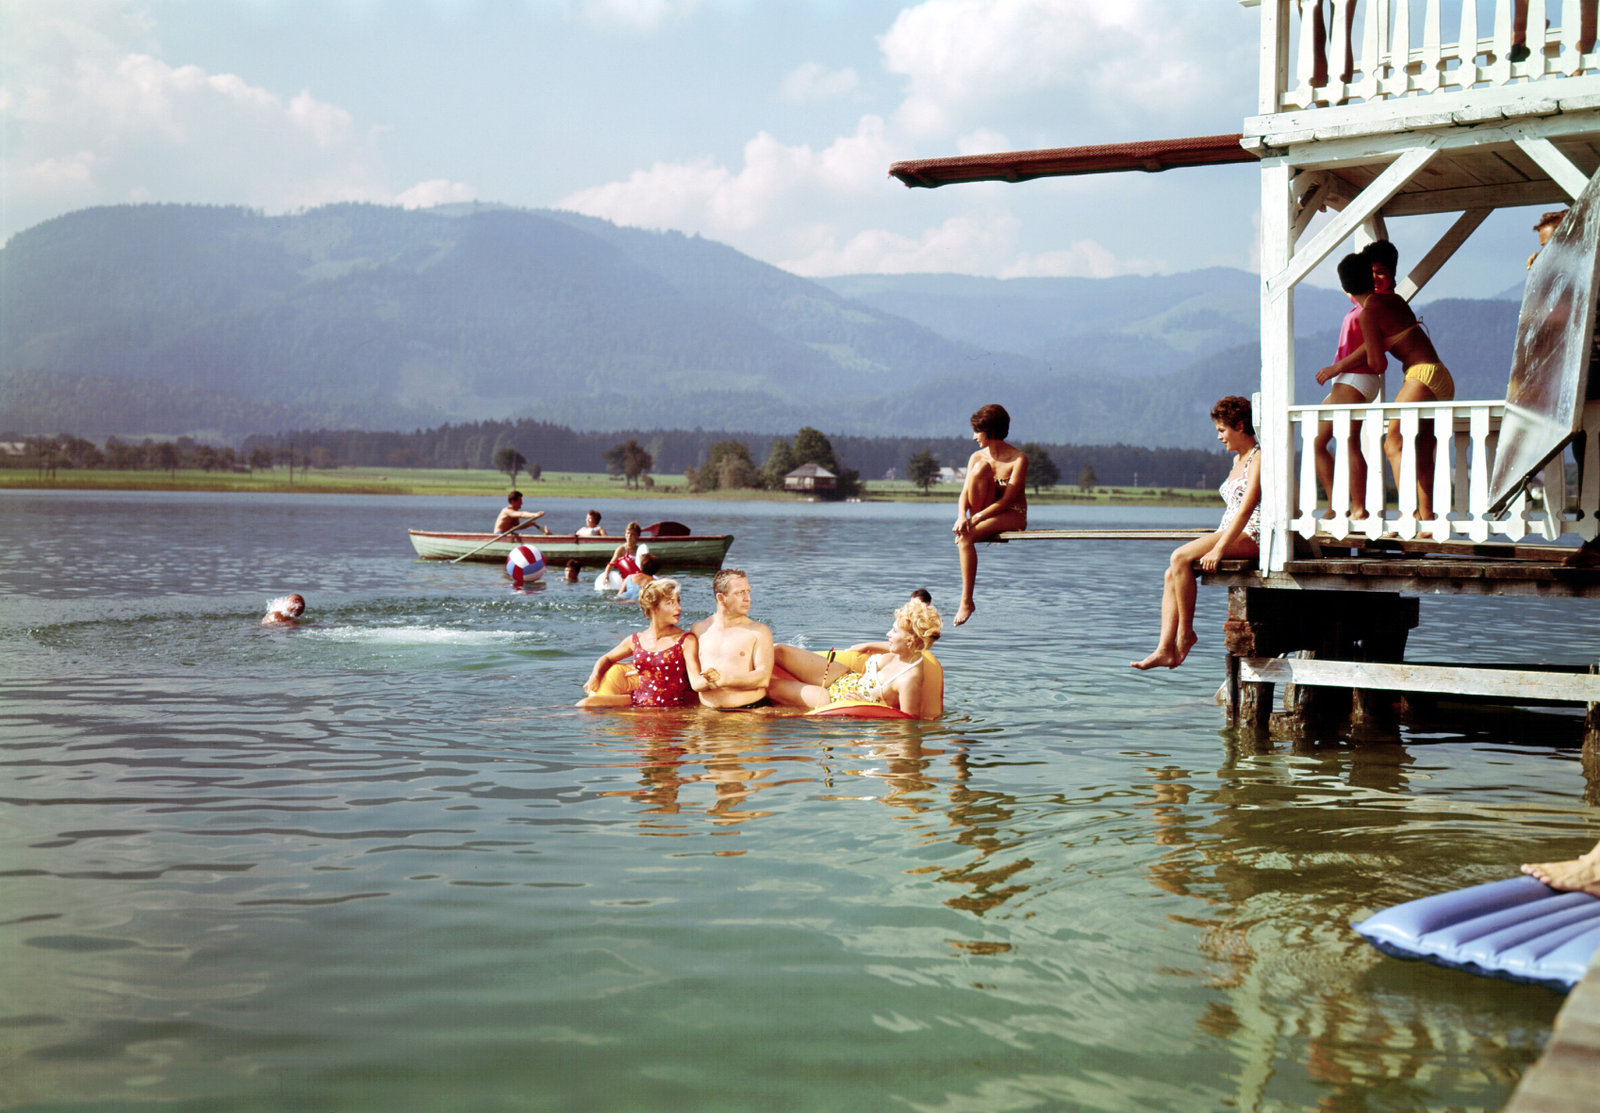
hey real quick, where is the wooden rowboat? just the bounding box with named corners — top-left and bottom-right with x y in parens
top-left (408, 522), bottom-right (734, 568)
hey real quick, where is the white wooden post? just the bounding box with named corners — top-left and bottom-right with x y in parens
top-left (1261, 157), bottom-right (1297, 572)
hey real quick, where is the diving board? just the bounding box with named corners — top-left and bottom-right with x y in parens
top-left (996, 529), bottom-right (1210, 542)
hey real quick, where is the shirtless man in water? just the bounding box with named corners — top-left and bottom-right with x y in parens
top-left (690, 569), bottom-right (774, 709)
top-left (1523, 839), bottom-right (1600, 897)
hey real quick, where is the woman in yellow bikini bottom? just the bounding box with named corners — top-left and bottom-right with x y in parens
top-left (1403, 361), bottom-right (1454, 402)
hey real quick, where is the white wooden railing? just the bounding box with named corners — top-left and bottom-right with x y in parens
top-left (1286, 398), bottom-right (1600, 543)
top-left (1262, 0), bottom-right (1600, 113)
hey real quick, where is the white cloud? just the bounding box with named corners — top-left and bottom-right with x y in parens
top-left (397, 179), bottom-right (478, 209)
top-left (0, 8), bottom-right (414, 237)
top-left (781, 62), bottom-right (859, 103)
top-left (557, 116), bottom-right (893, 235)
top-left (880, 0), bottom-right (1249, 139)
top-left (574, 0), bottom-right (700, 33)
top-left (781, 210), bottom-right (1161, 279)
top-left (782, 213), bottom-right (1021, 276)
top-left (22, 150), bottom-right (99, 189)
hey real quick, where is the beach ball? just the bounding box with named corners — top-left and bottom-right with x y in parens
top-left (507, 544), bottom-right (546, 585)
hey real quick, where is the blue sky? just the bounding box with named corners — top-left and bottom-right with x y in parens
top-left (0, 0), bottom-right (1547, 298)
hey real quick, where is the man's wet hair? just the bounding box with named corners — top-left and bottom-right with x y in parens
top-left (712, 568), bottom-right (747, 597)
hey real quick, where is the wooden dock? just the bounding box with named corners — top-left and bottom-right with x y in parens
top-left (1505, 948), bottom-right (1600, 1113)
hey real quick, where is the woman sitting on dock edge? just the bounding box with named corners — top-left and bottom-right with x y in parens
top-left (1133, 396), bottom-right (1260, 671)
top-left (953, 403), bottom-right (1027, 627)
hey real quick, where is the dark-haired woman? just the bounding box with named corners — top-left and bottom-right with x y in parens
top-left (1132, 396), bottom-right (1260, 671)
top-left (952, 403), bottom-right (1027, 627)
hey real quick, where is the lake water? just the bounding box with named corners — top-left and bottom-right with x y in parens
top-left (3, 489), bottom-right (1596, 1113)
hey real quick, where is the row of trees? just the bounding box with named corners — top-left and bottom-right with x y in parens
top-left (10, 420), bottom-right (1233, 492)
top-left (9, 434), bottom-right (326, 478)
top-left (684, 427), bottom-right (862, 498)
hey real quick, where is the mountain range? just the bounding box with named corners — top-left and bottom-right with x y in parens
top-left (0, 202), bottom-right (1525, 450)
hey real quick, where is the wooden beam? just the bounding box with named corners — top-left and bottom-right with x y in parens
top-left (1396, 208), bottom-right (1492, 300)
top-left (1269, 146), bottom-right (1437, 294)
top-left (1515, 136), bottom-right (1594, 198)
top-left (1238, 657), bottom-right (1600, 701)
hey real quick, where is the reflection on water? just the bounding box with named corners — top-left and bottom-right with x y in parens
top-left (1, 490), bottom-right (1594, 1112)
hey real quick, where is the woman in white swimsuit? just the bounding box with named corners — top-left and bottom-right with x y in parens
top-left (1132, 396), bottom-right (1261, 671)
top-left (769, 599), bottom-right (941, 715)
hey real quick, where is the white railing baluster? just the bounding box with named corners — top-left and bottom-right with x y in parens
top-left (1328, 408), bottom-right (1353, 537)
top-left (1395, 407), bottom-right (1419, 537)
top-left (1295, 413), bottom-right (1319, 536)
top-left (1561, 0), bottom-right (1583, 73)
top-left (1420, 0), bottom-right (1443, 91)
top-left (1579, 400), bottom-right (1600, 540)
top-left (1459, 0), bottom-right (1481, 81)
top-left (1531, 0), bottom-right (1550, 74)
top-left (1491, 0), bottom-right (1515, 81)
top-left (1360, 409), bottom-right (1386, 535)
top-left (1427, 406), bottom-right (1453, 540)
top-left (1294, 0), bottom-right (1320, 106)
top-left (1391, 0), bottom-right (1414, 96)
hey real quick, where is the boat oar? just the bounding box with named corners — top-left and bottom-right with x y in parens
top-left (449, 515), bottom-right (549, 564)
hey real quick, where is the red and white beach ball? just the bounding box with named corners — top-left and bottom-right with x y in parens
top-left (506, 544), bottom-right (546, 585)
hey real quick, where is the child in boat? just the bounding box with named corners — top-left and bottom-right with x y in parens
top-left (1132, 396), bottom-right (1260, 671)
top-left (579, 579), bottom-right (718, 708)
top-left (261, 594), bottom-right (305, 626)
top-left (953, 404), bottom-right (1027, 627)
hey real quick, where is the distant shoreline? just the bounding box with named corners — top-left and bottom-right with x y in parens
top-left (0, 466), bottom-right (1218, 507)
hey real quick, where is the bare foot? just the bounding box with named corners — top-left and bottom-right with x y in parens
top-left (1131, 647), bottom-right (1179, 670)
top-left (954, 600), bottom-right (974, 626)
top-left (1173, 631), bottom-right (1199, 666)
top-left (1349, 509), bottom-right (1370, 522)
top-left (1522, 848), bottom-right (1600, 897)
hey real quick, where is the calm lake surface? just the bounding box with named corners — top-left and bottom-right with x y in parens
top-left (3, 489), bottom-right (1597, 1113)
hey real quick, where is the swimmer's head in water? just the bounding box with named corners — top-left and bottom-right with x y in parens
top-left (266, 594), bottom-right (306, 619)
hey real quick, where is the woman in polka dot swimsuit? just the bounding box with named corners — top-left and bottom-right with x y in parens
top-left (579, 578), bottom-right (718, 708)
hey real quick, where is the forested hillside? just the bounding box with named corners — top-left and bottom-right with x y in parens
top-left (0, 203), bottom-right (1526, 450)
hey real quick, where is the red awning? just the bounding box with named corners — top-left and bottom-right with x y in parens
top-left (889, 133), bottom-right (1256, 189)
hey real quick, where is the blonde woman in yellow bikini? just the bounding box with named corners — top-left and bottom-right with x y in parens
top-left (1317, 252), bottom-right (1455, 522)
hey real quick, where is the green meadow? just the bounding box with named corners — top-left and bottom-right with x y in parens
top-left (0, 465), bottom-right (1217, 506)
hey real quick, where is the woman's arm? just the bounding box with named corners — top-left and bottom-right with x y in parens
top-left (1199, 452), bottom-right (1262, 571)
top-left (968, 450), bottom-right (1027, 528)
top-left (583, 636), bottom-right (634, 693)
top-left (893, 664), bottom-right (925, 716)
top-left (681, 634), bottom-right (719, 691)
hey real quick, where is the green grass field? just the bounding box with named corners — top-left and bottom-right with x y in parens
top-left (0, 465), bottom-right (1217, 506)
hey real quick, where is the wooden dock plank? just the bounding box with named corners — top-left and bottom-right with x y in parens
top-left (1505, 952), bottom-right (1600, 1113)
top-left (1237, 658), bottom-right (1600, 702)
